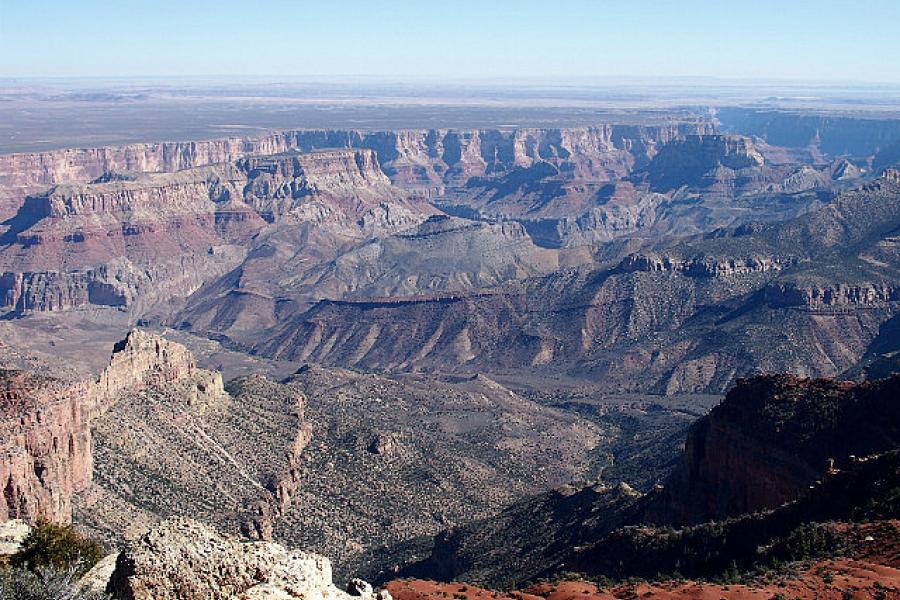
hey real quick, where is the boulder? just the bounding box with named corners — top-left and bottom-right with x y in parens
top-left (106, 517), bottom-right (388, 600)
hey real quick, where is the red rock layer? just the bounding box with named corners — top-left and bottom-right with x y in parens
top-left (648, 375), bottom-right (900, 525)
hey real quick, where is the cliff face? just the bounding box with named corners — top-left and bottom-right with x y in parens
top-left (2, 329), bottom-right (315, 545)
top-left (0, 164), bottom-right (255, 314)
top-left (634, 134), bottom-right (770, 194)
top-left (0, 372), bottom-right (93, 523)
top-left (237, 149), bottom-right (412, 226)
top-left (717, 107), bottom-right (900, 157)
top-left (0, 148), bottom-right (427, 314)
top-left (400, 372), bottom-right (900, 588)
top-left (0, 330), bottom-right (198, 523)
top-left (616, 253), bottom-right (786, 277)
top-left (0, 124), bottom-right (713, 219)
top-left (765, 282), bottom-right (900, 309)
top-left (648, 374), bottom-right (900, 525)
top-left (0, 251), bottom-right (246, 313)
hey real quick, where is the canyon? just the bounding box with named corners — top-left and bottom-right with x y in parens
top-left (0, 110), bottom-right (895, 386)
top-left (400, 374), bottom-right (900, 588)
top-left (2, 101), bottom-right (900, 599)
top-left (1, 331), bottom-right (198, 523)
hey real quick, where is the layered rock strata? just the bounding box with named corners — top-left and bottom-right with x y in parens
top-left (0, 148), bottom-right (425, 314)
top-left (0, 124), bottom-right (714, 217)
top-left (648, 374), bottom-right (900, 524)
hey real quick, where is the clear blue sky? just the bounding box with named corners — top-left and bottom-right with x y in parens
top-left (1, 0), bottom-right (899, 83)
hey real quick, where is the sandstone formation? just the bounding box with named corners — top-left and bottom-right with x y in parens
top-left (717, 107), bottom-right (900, 157)
top-left (0, 331), bottom-right (227, 522)
top-left (105, 517), bottom-right (389, 600)
top-left (0, 148), bottom-right (428, 314)
top-left (0, 330), bottom-right (198, 523)
top-left (635, 134), bottom-right (767, 194)
top-left (885, 167), bottom-right (900, 183)
top-left (1, 370), bottom-right (94, 523)
top-left (616, 252), bottom-right (786, 277)
top-left (249, 175), bottom-right (900, 394)
top-left (569, 450), bottom-right (900, 581)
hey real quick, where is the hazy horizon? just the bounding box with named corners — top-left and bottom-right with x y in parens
top-left (3, 0), bottom-right (900, 84)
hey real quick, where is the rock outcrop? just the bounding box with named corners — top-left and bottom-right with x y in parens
top-left (0, 519), bottom-right (29, 557)
top-left (717, 107), bottom-right (900, 157)
top-left (616, 253), bottom-right (785, 277)
top-left (76, 369), bottom-right (311, 546)
top-left (634, 134), bottom-right (767, 194)
top-left (764, 281), bottom-right (900, 309)
top-left (105, 517), bottom-right (388, 600)
top-left (1, 370), bottom-right (94, 522)
top-left (403, 374), bottom-right (900, 588)
top-left (94, 330), bottom-right (199, 401)
top-left (0, 331), bottom-right (205, 523)
top-left (647, 374), bottom-right (900, 524)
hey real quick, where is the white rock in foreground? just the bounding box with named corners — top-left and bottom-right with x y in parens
top-left (0, 519), bottom-right (29, 556)
top-left (105, 517), bottom-right (390, 600)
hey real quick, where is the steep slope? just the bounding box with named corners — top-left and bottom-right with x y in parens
top-left (717, 108), bottom-right (900, 157)
top-left (0, 124), bottom-right (712, 220)
top-left (569, 450), bottom-right (900, 582)
top-left (252, 174), bottom-right (900, 393)
top-left (0, 148), bottom-right (429, 315)
top-left (401, 374), bottom-right (900, 588)
top-left (1, 329), bottom-right (314, 555)
top-left (179, 213), bottom-right (574, 344)
top-left (634, 134), bottom-right (766, 194)
top-left (76, 374), bottom-right (311, 545)
top-left (645, 374), bottom-right (900, 524)
top-left (272, 366), bottom-right (605, 581)
top-left (1, 331), bottom-right (198, 523)
top-left (0, 165), bottom-right (254, 313)
top-left (436, 134), bottom-right (833, 249)
top-left (398, 482), bottom-right (644, 587)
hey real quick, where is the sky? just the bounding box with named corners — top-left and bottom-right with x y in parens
top-left (1, 0), bottom-right (899, 84)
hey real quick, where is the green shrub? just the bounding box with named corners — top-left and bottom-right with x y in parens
top-left (10, 520), bottom-right (102, 578)
top-left (770, 523), bottom-right (842, 563)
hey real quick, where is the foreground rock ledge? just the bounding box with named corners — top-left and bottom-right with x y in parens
top-left (105, 517), bottom-right (390, 600)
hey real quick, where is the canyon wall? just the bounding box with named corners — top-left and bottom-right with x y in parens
top-left (616, 253), bottom-right (787, 277)
top-left (0, 148), bottom-right (423, 315)
top-left (648, 374), bottom-right (900, 525)
top-left (717, 108), bottom-right (900, 157)
top-left (764, 282), bottom-right (900, 309)
top-left (0, 123), bottom-right (713, 219)
top-left (0, 331), bottom-right (203, 523)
